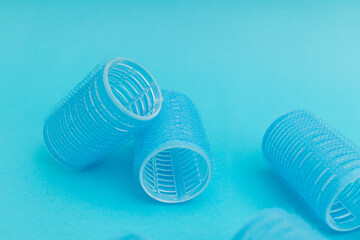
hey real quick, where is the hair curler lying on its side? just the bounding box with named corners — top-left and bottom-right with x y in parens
top-left (44, 57), bottom-right (162, 169)
top-left (263, 110), bottom-right (360, 231)
top-left (134, 90), bottom-right (212, 203)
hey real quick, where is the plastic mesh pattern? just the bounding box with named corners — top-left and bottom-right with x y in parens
top-left (233, 208), bottom-right (327, 240)
top-left (134, 90), bottom-right (211, 203)
top-left (262, 111), bottom-right (360, 231)
top-left (43, 58), bottom-right (162, 169)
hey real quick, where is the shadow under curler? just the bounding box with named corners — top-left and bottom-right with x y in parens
top-left (34, 141), bottom-right (152, 210)
top-left (229, 151), bottom-right (285, 207)
top-left (230, 150), bottom-right (339, 237)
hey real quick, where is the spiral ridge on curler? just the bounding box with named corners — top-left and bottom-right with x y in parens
top-left (262, 110), bottom-right (360, 231)
top-left (44, 57), bottom-right (162, 169)
top-left (134, 90), bottom-right (212, 203)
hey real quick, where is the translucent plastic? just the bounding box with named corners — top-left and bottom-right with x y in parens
top-left (233, 208), bottom-right (327, 240)
top-left (134, 90), bottom-right (212, 203)
top-left (44, 57), bottom-right (162, 169)
top-left (263, 111), bottom-right (360, 231)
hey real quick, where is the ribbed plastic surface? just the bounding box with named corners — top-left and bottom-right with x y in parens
top-left (263, 110), bottom-right (360, 231)
top-left (134, 90), bottom-right (211, 203)
top-left (44, 57), bottom-right (162, 169)
top-left (233, 208), bottom-right (327, 240)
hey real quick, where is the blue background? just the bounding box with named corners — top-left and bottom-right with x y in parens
top-left (1, 1), bottom-right (360, 239)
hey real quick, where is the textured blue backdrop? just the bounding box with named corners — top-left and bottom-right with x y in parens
top-left (1, 1), bottom-right (360, 239)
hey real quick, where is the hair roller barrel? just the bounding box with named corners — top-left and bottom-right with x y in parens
top-left (134, 90), bottom-right (212, 203)
top-left (262, 110), bottom-right (360, 231)
top-left (43, 57), bottom-right (162, 169)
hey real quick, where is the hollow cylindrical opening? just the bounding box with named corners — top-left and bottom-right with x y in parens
top-left (328, 178), bottom-right (360, 231)
top-left (103, 58), bottom-right (162, 121)
top-left (140, 146), bottom-right (211, 203)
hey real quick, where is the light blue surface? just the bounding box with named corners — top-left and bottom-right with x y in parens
top-left (1, 1), bottom-right (360, 239)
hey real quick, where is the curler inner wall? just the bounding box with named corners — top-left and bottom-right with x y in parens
top-left (329, 178), bottom-right (360, 231)
top-left (107, 60), bottom-right (159, 118)
top-left (141, 147), bottom-right (210, 203)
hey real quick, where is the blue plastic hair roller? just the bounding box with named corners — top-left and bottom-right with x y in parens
top-left (44, 57), bottom-right (162, 169)
top-left (263, 111), bottom-right (360, 231)
top-left (134, 90), bottom-right (212, 203)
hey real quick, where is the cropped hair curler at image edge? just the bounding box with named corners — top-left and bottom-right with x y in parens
top-left (134, 89), bottom-right (212, 203)
top-left (233, 208), bottom-right (327, 240)
top-left (120, 234), bottom-right (145, 240)
top-left (44, 57), bottom-right (162, 169)
top-left (262, 110), bottom-right (360, 231)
